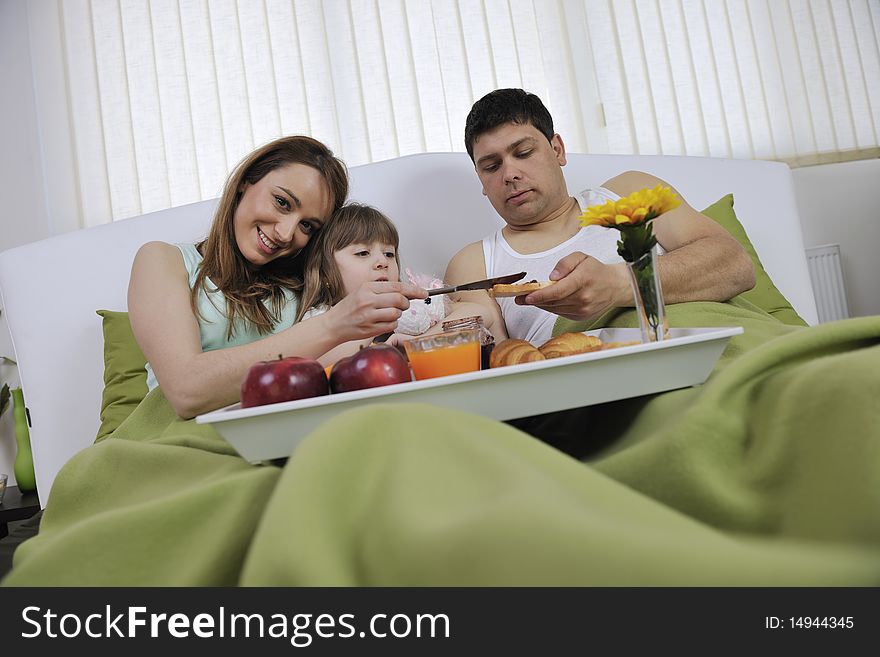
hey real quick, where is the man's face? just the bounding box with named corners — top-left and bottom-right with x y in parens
top-left (471, 122), bottom-right (569, 227)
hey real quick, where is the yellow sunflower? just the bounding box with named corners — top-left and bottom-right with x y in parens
top-left (580, 184), bottom-right (681, 228)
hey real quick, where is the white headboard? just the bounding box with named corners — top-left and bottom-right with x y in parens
top-left (0, 152), bottom-right (818, 505)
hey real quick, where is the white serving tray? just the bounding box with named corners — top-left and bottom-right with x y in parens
top-left (197, 326), bottom-right (742, 462)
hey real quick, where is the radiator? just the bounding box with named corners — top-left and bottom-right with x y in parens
top-left (805, 244), bottom-right (850, 323)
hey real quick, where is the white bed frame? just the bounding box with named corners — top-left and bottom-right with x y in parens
top-left (0, 152), bottom-right (818, 506)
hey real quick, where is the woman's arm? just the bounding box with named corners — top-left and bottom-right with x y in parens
top-left (128, 242), bottom-right (425, 418)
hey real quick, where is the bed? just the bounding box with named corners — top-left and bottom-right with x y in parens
top-left (2, 152), bottom-right (878, 586)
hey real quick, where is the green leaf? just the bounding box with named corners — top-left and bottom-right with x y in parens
top-left (616, 221), bottom-right (657, 263)
top-left (0, 383), bottom-right (9, 418)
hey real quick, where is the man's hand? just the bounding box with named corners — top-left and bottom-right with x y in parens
top-left (516, 252), bottom-right (631, 322)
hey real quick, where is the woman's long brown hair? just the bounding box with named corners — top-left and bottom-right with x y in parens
top-left (192, 136), bottom-right (348, 338)
top-left (297, 203), bottom-right (400, 322)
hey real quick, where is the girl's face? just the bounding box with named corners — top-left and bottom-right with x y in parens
top-left (334, 241), bottom-right (400, 295)
top-left (234, 163), bottom-right (334, 266)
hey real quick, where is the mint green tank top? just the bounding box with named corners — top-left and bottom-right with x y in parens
top-left (145, 243), bottom-right (299, 390)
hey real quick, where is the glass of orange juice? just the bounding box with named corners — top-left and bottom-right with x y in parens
top-left (404, 329), bottom-right (481, 381)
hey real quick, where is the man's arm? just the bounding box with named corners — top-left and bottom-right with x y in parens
top-left (604, 171), bottom-right (755, 302)
top-left (443, 241), bottom-right (509, 341)
top-left (522, 171), bottom-right (755, 322)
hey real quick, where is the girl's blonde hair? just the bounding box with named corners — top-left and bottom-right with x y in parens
top-left (297, 203), bottom-right (400, 321)
top-left (193, 136), bottom-right (348, 338)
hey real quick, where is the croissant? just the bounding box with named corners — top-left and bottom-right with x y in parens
top-left (538, 332), bottom-right (604, 359)
top-left (489, 339), bottom-right (546, 368)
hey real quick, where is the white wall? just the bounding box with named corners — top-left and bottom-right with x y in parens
top-left (0, 0), bottom-right (52, 254)
top-left (0, 0), bottom-right (51, 485)
top-left (792, 159), bottom-right (880, 319)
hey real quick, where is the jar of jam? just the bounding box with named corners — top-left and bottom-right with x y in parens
top-left (441, 315), bottom-right (495, 370)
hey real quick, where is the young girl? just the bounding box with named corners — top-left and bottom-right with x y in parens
top-left (128, 136), bottom-right (426, 418)
top-left (298, 203), bottom-right (507, 367)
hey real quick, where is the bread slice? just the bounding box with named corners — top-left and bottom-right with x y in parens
top-left (490, 280), bottom-right (553, 298)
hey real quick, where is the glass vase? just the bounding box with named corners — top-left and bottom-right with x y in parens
top-left (11, 387), bottom-right (37, 493)
top-left (626, 246), bottom-right (668, 343)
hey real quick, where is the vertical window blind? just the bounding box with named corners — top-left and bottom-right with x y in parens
top-left (29, 0), bottom-right (880, 229)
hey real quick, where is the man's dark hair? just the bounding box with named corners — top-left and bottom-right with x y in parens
top-left (464, 88), bottom-right (555, 161)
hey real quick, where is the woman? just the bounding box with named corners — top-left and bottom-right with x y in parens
top-left (128, 136), bottom-right (426, 418)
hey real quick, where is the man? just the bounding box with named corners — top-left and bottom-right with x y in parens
top-left (445, 88), bottom-right (755, 345)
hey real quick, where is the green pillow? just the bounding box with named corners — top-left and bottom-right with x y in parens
top-left (700, 194), bottom-right (807, 327)
top-left (96, 310), bottom-right (148, 440)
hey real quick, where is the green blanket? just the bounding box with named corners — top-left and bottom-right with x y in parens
top-left (4, 301), bottom-right (880, 585)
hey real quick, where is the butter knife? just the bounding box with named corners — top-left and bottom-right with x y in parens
top-left (426, 271), bottom-right (527, 297)
top-left (372, 272), bottom-right (526, 343)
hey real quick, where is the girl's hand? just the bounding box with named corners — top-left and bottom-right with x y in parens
top-left (386, 332), bottom-right (416, 347)
top-left (323, 281), bottom-right (427, 342)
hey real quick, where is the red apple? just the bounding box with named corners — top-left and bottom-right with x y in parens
top-left (329, 344), bottom-right (412, 393)
top-left (240, 355), bottom-right (329, 408)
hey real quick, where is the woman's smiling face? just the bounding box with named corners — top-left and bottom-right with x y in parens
top-left (233, 163), bottom-right (334, 266)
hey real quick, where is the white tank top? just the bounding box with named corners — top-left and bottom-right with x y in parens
top-left (481, 187), bottom-right (624, 345)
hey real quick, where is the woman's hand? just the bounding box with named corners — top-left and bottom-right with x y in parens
top-left (323, 281), bottom-right (427, 342)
